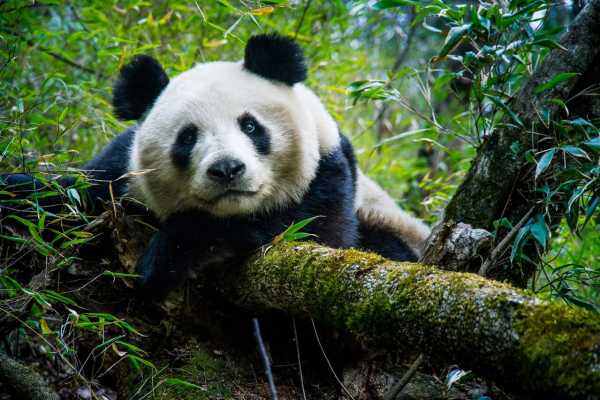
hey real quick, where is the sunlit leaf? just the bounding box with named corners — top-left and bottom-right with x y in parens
top-left (535, 148), bottom-right (555, 179)
top-left (584, 137), bottom-right (600, 151)
top-left (439, 24), bottom-right (471, 57)
top-left (252, 6), bottom-right (274, 15)
top-left (40, 319), bottom-right (52, 335)
top-left (529, 213), bottom-right (547, 249)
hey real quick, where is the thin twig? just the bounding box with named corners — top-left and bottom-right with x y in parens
top-left (478, 207), bottom-right (535, 276)
top-left (292, 317), bottom-right (307, 400)
top-left (383, 354), bottom-right (425, 400)
top-left (252, 318), bottom-right (278, 400)
top-left (309, 316), bottom-right (356, 400)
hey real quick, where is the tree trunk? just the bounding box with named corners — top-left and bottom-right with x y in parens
top-left (423, 0), bottom-right (600, 286)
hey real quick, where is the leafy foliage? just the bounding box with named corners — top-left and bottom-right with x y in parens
top-left (0, 0), bottom-right (598, 397)
top-left (352, 0), bottom-right (599, 308)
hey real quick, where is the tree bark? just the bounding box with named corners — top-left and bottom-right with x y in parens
top-left (424, 0), bottom-right (600, 285)
top-left (0, 349), bottom-right (59, 400)
top-left (203, 241), bottom-right (600, 398)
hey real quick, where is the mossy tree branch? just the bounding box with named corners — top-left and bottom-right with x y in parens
top-left (0, 348), bottom-right (59, 400)
top-left (208, 241), bottom-right (600, 398)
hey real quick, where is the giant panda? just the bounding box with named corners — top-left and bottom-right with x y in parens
top-left (1, 34), bottom-right (429, 295)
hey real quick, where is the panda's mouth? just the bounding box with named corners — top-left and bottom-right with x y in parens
top-left (202, 188), bottom-right (261, 204)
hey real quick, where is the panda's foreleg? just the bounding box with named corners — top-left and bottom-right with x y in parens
top-left (134, 212), bottom-right (239, 298)
top-left (134, 229), bottom-right (186, 297)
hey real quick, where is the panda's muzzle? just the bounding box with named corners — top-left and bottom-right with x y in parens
top-left (207, 158), bottom-right (246, 185)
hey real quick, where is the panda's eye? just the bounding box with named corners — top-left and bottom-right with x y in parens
top-left (182, 132), bottom-right (195, 145)
top-left (177, 125), bottom-right (198, 146)
top-left (240, 118), bottom-right (256, 134)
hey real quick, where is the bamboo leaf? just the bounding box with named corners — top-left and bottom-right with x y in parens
top-left (439, 24), bottom-right (471, 57)
top-left (584, 137), bottom-right (600, 151)
top-left (534, 72), bottom-right (578, 94)
top-left (535, 148), bottom-right (555, 179)
top-left (529, 213), bottom-right (547, 249)
top-left (372, 0), bottom-right (418, 9)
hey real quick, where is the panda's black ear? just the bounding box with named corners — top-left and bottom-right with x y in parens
top-left (243, 33), bottom-right (307, 86)
top-left (112, 55), bottom-right (169, 120)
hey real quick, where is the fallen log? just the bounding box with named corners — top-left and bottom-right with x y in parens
top-left (204, 241), bottom-right (600, 398)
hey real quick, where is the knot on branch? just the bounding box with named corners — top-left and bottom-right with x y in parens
top-left (420, 222), bottom-right (492, 272)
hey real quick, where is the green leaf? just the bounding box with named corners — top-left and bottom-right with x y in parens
top-left (534, 72), bottom-right (578, 94)
top-left (493, 217), bottom-right (513, 231)
top-left (41, 290), bottom-right (77, 306)
top-left (535, 149), bottom-right (555, 179)
top-left (164, 378), bottom-right (203, 389)
top-left (439, 24), bottom-right (471, 57)
top-left (532, 38), bottom-right (567, 51)
top-left (584, 137), bottom-right (600, 151)
top-left (510, 224), bottom-right (530, 262)
top-left (547, 98), bottom-right (568, 114)
top-left (529, 213), bottom-right (547, 249)
top-left (561, 145), bottom-right (589, 159)
top-left (273, 216), bottom-right (320, 244)
top-left (567, 187), bottom-right (585, 213)
top-left (582, 195), bottom-right (599, 229)
top-left (563, 117), bottom-right (594, 129)
top-left (372, 0), bottom-right (418, 9)
top-left (486, 95), bottom-right (524, 128)
top-left (128, 355), bottom-right (156, 371)
top-left (93, 335), bottom-right (126, 351)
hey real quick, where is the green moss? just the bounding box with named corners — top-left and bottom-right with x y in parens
top-left (515, 304), bottom-right (600, 395)
top-left (145, 343), bottom-right (243, 400)
top-left (233, 242), bottom-right (600, 397)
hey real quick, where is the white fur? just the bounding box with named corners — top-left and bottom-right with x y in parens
top-left (355, 171), bottom-right (431, 257)
top-left (128, 61), bottom-right (339, 219)
top-left (127, 59), bottom-right (430, 257)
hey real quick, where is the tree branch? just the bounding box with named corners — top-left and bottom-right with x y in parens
top-left (0, 348), bottom-right (59, 400)
top-left (209, 241), bottom-right (600, 398)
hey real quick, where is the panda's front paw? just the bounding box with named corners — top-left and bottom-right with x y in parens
top-left (135, 230), bottom-right (184, 298)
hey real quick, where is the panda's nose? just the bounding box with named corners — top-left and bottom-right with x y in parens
top-left (207, 159), bottom-right (246, 184)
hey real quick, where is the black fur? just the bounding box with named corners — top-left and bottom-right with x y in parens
top-left (244, 34), bottom-right (307, 86)
top-left (136, 142), bottom-right (358, 295)
top-left (359, 224), bottom-right (417, 261)
top-left (83, 128), bottom-right (135, 201)
top-left (112, 55), bottom-right (169, 120)
top-left (238, 114), bottom-right (270, 155)
top-left (340, 133), bottom-right (357, 187)
top-left (171, 124), bottom-right (199, 170)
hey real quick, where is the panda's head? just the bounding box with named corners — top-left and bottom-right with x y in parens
top-left (114, 34), bottom-right (339, 219)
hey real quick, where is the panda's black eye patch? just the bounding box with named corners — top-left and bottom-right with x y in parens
top-left (238, 113), bottom-right (270, 155)
top-left (171, 124), bottom-right (198, 170)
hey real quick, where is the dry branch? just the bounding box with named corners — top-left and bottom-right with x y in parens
top-left (208, 241), bottom-right (600, 398)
